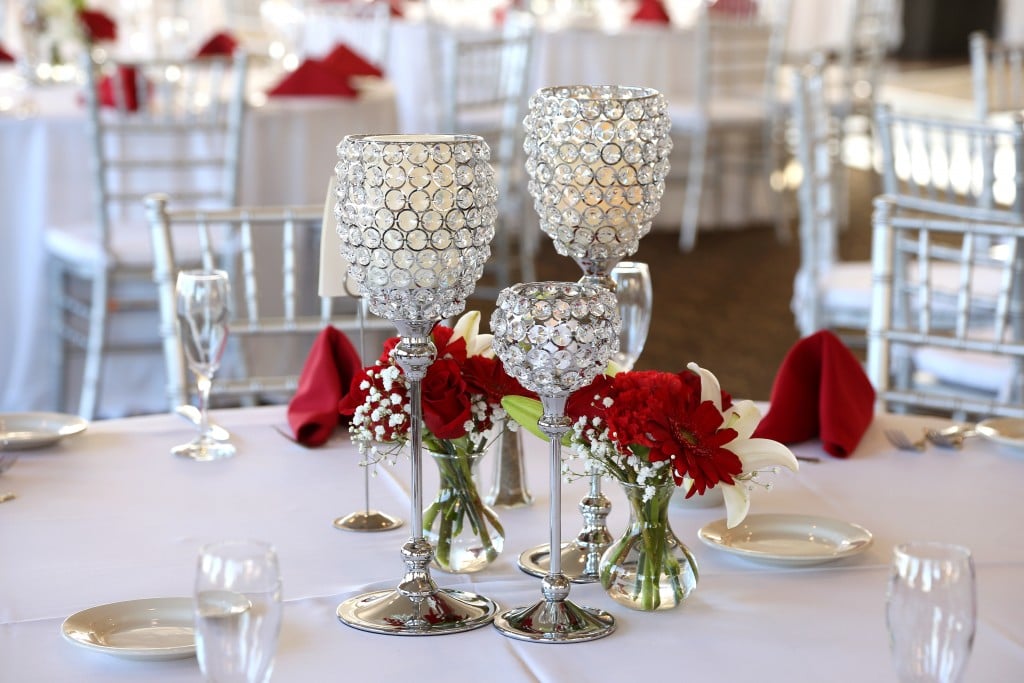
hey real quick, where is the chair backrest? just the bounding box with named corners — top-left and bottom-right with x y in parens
top-left (868, 195), bottom-right (1024, 418)
top-left (835, 0), bottom-right (899, 112)
top-left (970, 30), bottom-right (1024, 121)
top-left (305, 0), bottom-right (392, 67)
top-left (791, 55), bottom-right (843, 336)
top-left (81, 51), bottom-right (248, 256)
top-left (875, 103), bottom-right (1024, 222)
top-left (695, 0), bottom-right (792, 109)
top-left (435, 11), bottom-right (536, 292)
top-left (145, 193), bottom-right (388, 410)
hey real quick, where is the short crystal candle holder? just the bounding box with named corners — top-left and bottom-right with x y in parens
top-left (333, 134), bottom-right (499, 636)
top-left (489, 281), bottom-right (621, 643)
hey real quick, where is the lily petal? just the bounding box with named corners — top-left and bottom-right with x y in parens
top-left (729, 437), bottom-right (800, 473)
top-left (720, 482), bottom-right (751, 528)
top-left (452, 311), bottom-right (480, 344)
top-left (722, 399), bottom-right (763, 440)
top-left (687, 362), bottom-right (722, 411)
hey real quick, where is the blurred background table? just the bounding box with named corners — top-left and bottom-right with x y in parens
top-left (1, 405), bottom-right (1022, 680)
top-left (0, 65), bottom-right (396, 415)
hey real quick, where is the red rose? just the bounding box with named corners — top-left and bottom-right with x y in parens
top-left (78, 9), bottom-right (117, 43)
top-left (421, 359), bottom-right (471, 439)
top-left (462, 355), bottom-right (535, 404)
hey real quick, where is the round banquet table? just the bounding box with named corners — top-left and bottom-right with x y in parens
top-left (0, 405), bottom-right (1021, 681)
top-left (0, 67), bottom-right (398, 416)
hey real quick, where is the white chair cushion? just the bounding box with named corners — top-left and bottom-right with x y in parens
top-left (913, 343), bottom-right (1014, 396)
top-left (46, 218), bottom-right (210, 271)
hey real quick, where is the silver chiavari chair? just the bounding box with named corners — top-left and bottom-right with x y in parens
top-left (868, 196), bottom-right (1024, 419)
top-left (969, 30), bottom-right (1024, 121)
top-left (47, 50), bottom-right (248, 419)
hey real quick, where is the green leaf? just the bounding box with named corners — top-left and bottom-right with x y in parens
top-left (501, 395), bottom-right (572, 446)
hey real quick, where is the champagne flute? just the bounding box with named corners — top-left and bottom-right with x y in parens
top-left (886, 541), bottom-right (977, 683)
top-left (174, 270), bottom-right (235, 461)
top-left (609, 261), bottom-right (652, 371)
top-left (195, 540), bottom-right (283, 683)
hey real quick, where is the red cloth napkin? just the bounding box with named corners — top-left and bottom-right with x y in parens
top-left (323, 43), bottom-right (383, 78)
top-left (78, 9), bottom-right (118, 42)
top-left (632, 0), bottom-right (671, 23)
top-left (287, 326), bottom-right (364, 446)
top-left (267, 59), bottom-right (359, 98)
top-left (387, 0), bottom-right (403, 17)
top-left (709, 0), bottom-right (758, 16)
top-left (0, 44), bottom-right (14, 63)
top-left (196, 31), bottom-right (239, 57)
top-left (753, 330), bottom-right (875, 458)
top-left (98, 65), bottom-right (143, 111)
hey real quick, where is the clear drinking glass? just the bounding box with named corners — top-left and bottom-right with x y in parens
top-left (886, 542), bottom-right (977, 683)
top-left (174, 270), bottom-right (235, 461)
top-left (609, 261), bottom-right (652, 371)
top-left (195, 540), bottom-right (283, 683)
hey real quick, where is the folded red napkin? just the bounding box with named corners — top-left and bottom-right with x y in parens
top-left (632, 0), bottom-right (671, 23)
top-left (196, 31), bottom-right (239, 57)
top-left (287, 326), bottom-right (363, 447)
top-left (98, 65), bottom-right (143, 111)
top-left (267, 59), bottom-right (359, 98)
top-left (753, 330), bottom-right (875, 457)
top-left (388, 0), bottom-right (403, 17)
top-left (78, 9), bottom-right (118, 42)
top-left (323, 43), bottom-right (383, 78)
top-left (709, 0), bottom-right (758, 16)
top-left (0, 44), bottom-right (13, 63)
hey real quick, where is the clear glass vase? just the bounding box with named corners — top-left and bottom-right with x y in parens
top-left (599, 480), bottom-right (699, 611)
top-left (423, 447), bottom-right (505, 574)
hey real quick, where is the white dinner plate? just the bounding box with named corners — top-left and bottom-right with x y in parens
top-left (698, 513), bottom-right (873, 566)
top-left (0, 412), bottom-right (88, 451)
top-left (61, 597), bottom-right (196, 661)
top-left (976, 417), bottom-right (1024, 451)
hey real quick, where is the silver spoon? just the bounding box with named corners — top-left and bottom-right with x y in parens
top-left (175, 405), bottom-right (231, 442)
top-left (925, 424), bottom-right (977, 449)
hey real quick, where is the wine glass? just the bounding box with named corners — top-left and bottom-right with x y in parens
top-left (609, 261), bottom-right (652, 371)
top-left (195, 540), bottom-right (283, 683)
top-left (886, 541), bottom-right (977, 683)
top-left (173, 270), bottom-right (235, 461)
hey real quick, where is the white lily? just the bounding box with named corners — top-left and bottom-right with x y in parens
top-left (720, 400), bottom-right (799, 528)
top-left (451, 310), bottom-right (494, 358)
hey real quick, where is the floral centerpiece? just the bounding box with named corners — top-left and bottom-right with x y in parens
top-left (505, 362), bottom-right (798, 610)
top-left (19, 0), bottom-right (117, 82)
top-left (339, 311), bottom-right (535, 573)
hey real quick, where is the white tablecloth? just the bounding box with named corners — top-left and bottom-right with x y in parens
top-left (0, 71), bottom-right (398, 416)
top-left (1, 405), bottom-right (1021, 680)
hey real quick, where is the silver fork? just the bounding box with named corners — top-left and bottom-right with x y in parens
top-left (0, 452), bottom-right (18, 502)
top-left (884, 428), bottom-right (927, 452)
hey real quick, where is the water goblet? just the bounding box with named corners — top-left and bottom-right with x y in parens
top-left (173, 270), bottom-right (235, 461)
top-left (195, 540), bottom-right (283, 683)
top-left (609, 261), bottom-right (652, 371)
top-left (886, 541), bottom-right (977, 683)
top-left (490, 280), bottom-right (621, 643)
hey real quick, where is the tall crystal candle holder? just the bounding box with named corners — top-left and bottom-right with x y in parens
top-left (333, 134), bottom-right (499, 635)
top-left (519, 84), bottom-right (671, 582)
top-left (489, 281), bottom-right (620, 643)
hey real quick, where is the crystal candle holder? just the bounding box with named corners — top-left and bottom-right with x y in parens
top-left (523, 85), bottom-right (671, 288)
top-left (521, 85), bottom-right (670, 582)
top-left (490, 281), bottom-right (620, 643)
top-left (333, 134), bottom-right (498, 636)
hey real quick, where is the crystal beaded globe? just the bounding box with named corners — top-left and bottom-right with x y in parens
top-left (490, 281), bottom-right (620, 397)
top-left (334, 134), bottom-right (498, 322)
top-left (522, 85), bottom-right (671, 263)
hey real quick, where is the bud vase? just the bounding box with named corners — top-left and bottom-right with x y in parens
top-left (423, 447), bottom-right (505, 573)
top-left (599, 481), bottom-right (699, 611)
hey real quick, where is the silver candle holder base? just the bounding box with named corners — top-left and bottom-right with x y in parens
top-left (333, 510), bottom-right (404, 533)
top-left (492, 573), bottom-right (614, 643)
